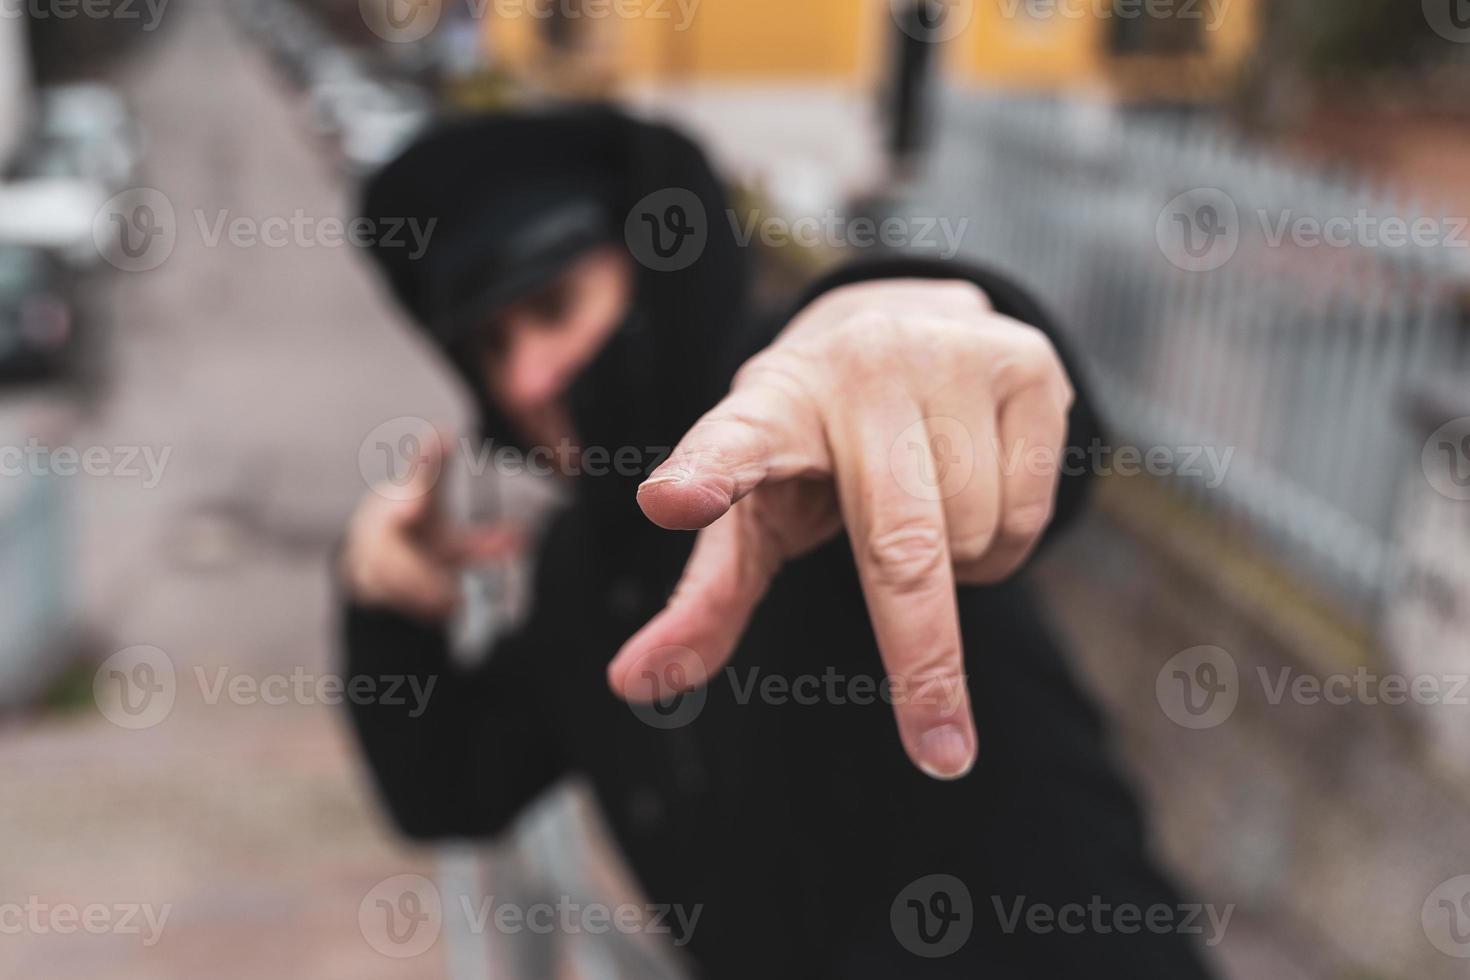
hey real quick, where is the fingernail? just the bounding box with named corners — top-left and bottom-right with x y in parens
top-left (638, 469), bottom-right (690, 493)
top-left (917, 724), bottom-right (975, 780)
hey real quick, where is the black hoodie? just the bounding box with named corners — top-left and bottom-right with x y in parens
top-left (345, 105), bottom-right (1216, 979)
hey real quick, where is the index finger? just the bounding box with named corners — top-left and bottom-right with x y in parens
top-left (636, 372), bottom-right (825, 530)
top-left (833, 400), bottom-right (976, 780)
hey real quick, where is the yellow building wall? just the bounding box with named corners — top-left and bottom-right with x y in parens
top-left (649, 0), bottom-right (880, 79)
top-left (953, 0), bottom-right (1261, 96)
top-left (953, 0), bottom-right (1107, 90)
top-left (488, 0), bottom-right (885, 82)
top-left (485, 0), bottom-right (1258, 97)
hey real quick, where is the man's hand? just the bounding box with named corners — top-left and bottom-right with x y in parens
top-left (341, 433), bottom-right (523, 621)
top-left (607, 279), bottom-right (1075, 779)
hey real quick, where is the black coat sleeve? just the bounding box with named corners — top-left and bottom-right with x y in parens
top-left (779, 256), bottom-right (1104, 542)
top-left (341, 600), bottom-right (567, 841)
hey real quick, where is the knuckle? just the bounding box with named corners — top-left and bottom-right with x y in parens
top-left (834, 310), bottom-right (901, 353)
top-left (1057, 375), bottom-right (1076, 413)
top-left (949, 524), bottom-right (999, 564)
top-left (813, 280), bottom-right (889, 311)
top-left (677, 415), bottom-right (763, 470)
top-left (831, 346), bottom-right (895, 389)
top-left (731, 348), bottom-right (795, 391)
top-left (893, 659), bottom-right (967, 713)
top-left (1001, 501), bottom-right (1053, 541)
top-left (865, 519), bottom-right (948, 594)
top-left (992, 326), bottom-right (1064, 391)
top-left (935, 279), bottom-right (989, 310)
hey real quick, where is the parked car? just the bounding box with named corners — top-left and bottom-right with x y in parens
top-left (315, 75), bottom-right (431, 175)
top-left (23, 85), bottom-right (141, 192)
top-left (0, 244), bottom-right (77, 382)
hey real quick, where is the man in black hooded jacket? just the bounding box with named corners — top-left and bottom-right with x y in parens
top-left (341, 105), bottom-right (1217, 978)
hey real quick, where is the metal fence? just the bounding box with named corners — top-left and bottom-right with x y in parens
top-left (904, 92), bottom-right (1470, 617)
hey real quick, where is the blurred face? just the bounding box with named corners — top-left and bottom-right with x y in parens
top-left (478, 245), bottom-right (633, 445)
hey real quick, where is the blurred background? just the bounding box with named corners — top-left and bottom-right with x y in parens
top-left (1, 0), bottom-right (1469, 977)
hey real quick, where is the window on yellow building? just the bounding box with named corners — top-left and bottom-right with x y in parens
top-left (1109, 14), bottom-right (1205, 56)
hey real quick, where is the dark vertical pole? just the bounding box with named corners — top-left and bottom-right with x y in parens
top-left (886, 0), bottom-right (941, 178)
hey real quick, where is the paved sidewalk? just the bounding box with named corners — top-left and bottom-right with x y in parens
top-left (0, 3), bottom-right (463, 977)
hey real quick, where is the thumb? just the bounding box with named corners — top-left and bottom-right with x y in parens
top-left (608, 505), bottom-right (780, 703)
top-left (385, 428), bottom-right (451, 532)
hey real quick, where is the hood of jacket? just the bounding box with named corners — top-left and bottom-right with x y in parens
top-left (359, 104), bottom-right (749, 550)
